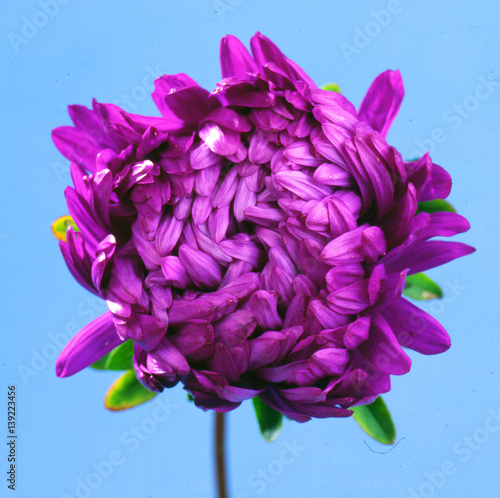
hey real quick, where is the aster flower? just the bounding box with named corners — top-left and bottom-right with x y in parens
top-left (53, 33), bottom-right (474, 425)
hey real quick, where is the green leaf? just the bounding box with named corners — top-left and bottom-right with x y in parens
top-left (351, 396), bottom-right (395, 445)
top-left (416, 199), bottom-right (456, 215)
top-left (88, 341), bottom-right (133, 371)
top-left (104, 370), bottom-right (157, 411)
top-left (252, 397), bottom-right (282, 442)
top-left (187, 393), bottom-right (194, 402)
top-left (51, 215), bottom-right (78, 242)
top-left (321, 83), bottom-right (341, 93)
top-left (104, 340), bottom-right (134, 370)
top-left (89, 353), bottom-right (111, 370)
top-left (403, 273), bottom-right (443, 301)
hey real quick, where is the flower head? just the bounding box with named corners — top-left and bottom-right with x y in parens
top-left (53, 33), bottom-right (474, 421)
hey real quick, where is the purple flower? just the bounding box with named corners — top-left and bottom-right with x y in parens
top-left (54, 33), bottom-right (474, 422)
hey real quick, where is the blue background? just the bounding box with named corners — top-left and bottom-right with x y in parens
top-left (1, 1), bottom-right (499, 496)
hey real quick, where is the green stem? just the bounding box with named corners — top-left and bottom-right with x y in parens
top-left (215, 412), bottom-right (228, 498)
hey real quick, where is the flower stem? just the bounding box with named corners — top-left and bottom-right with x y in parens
top-left (215, 412), bottom-right (228, 498)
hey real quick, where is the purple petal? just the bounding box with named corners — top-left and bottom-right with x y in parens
top-left (234, 178), bottom-right (257, 222)
top-left (280, 387), bottom-right (326, 403)
top-left (155, 213), bottom-right (185, 256)
top-left (178, 245), bottom-right (223, 289)
top-left (173, 195), bottom-right (194, 220)
top-left (169, 298), bottom-right (215, 325)
top-left (107, 255), bottom-right (143, 304)
top-left (65, 187), bottom-right (107, 251)
top-left (412, 212), bottom-right (471, 243)
top-left (219, 260), bottom-right (253, 287)
top-left (91, 235), bottom-right (116, 290)
top-left (248, 129), bottom-right (280, 164)
top-left (244, 204), bottom-right (285, 227)
top-left (248, 107), bottom-right (290, 132)
top-left (343, 317), bottom-right (370, 349)
top-left (199, 122), bottom-right (240, 157)
top-left (52, 126), bottom-right (100, 173)
top-left (358, 70), bottom-right (404, 137)
top-left (247, 290), bottom-right (283, 330)
top-left (59, 229), bottom-right (96, 295)
top-left (190, 142), bottom-right (222, 170)
top-left (382, 241), bottom-right (475, 275)
top-left (192, 223), bottom-right (233, 264)
top-left (207, 343), bottom-right (241, 382)
top-left (326, 264), bottom-right (365, 292)
top-left (56, 313), bottom-right (121, 377)
top-left (320, 225), bottom-right (385, 265)
top-left (380, 298), bottom-right (451, 354)
top-left (313, 162), bottom-right (353, 187)
top-left (328, 197), bottom-right (358, 237)
top-left (420, 163), bottom-right (452, 201)
top-left (358, 313), bottom-right (412, 375)
top-left (212, 167), bottom-right (240, 208)
top-left (192, 195), bottom-right (213, 225)
top-left (195, 163), bottom-right (221, 197)
top-left (152, 74), bottom-right (211, 125)
top-left (327, 279), bottom-right (370, 315)
top-left (135, 313), bottom-right (167, 351)
top-left (217, 385), bottom-right (263, 403)
top-left (161, 256), bottom-right (192, 288)
top-left (308, 299), bottom-right (350, 329)
top-left (310, 348), bottom-right (350, 377)
top-left (258, 360), bottom-right (310, 383)
top-left (270, 266), bottom-right (294, 306)
top-left (208, 205), bottom-right (230, 244)
top-left (220, 236), bottom-right (262, 267)
top-left (220, 35), bottom-right (259, 79)
top-left (248, 333), bottom-right (283, 370)
top-left (284, 141), bottom-right (322, 167)
top-left (274, 170), bottom-right (332, 200)
top-left (149, 337), bottom-right (190, 376)
top-left (170, 320), bottom-right (215, 362)
top-left (250, 32), bottom-right (286, 70)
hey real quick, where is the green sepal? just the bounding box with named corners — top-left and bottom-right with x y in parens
top-left (416, 199), bottom-right (456, 215)
top-left (403, 273), bottom-right (443, 300)
top-left (351, 396), bottom-right (396, 445)
top-left (252, 397), bottom-right (283, 442)
top-left (187, 393), bottom-right (194, 402)
top-left (89, 341), bottom-right (134, 371)
top-left (104, 370), bottom-right (157, 411)
top-left (89, 353), bottom-right (111, 370)
top-left (51, 215), bottom-right (78, 242)
top-left (104, 340), bottom-right (134, 370)
top-left (321, 83), bottom-right (342, 93)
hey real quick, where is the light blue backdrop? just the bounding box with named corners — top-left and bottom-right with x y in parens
top-left (1, 1), bottom-right (499, 497)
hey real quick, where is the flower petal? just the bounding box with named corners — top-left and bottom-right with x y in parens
top-left (358, 70), bottom-right (404, 137)
top-left (56, 313), bottom-right (121, 377)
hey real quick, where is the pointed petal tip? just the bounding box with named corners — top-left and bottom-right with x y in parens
top-left (55, 359), bottom-right (66, 378)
